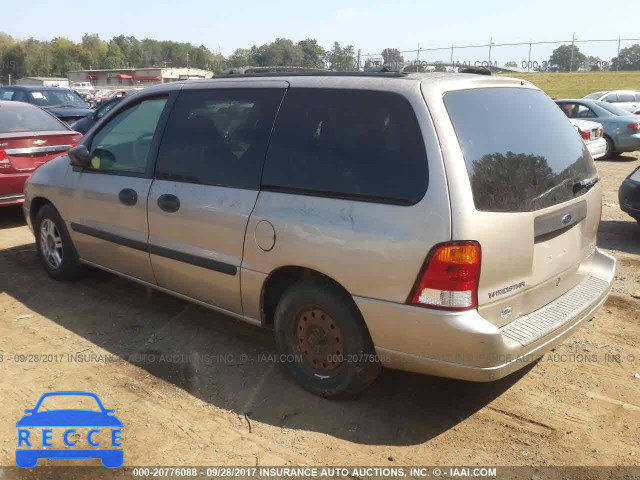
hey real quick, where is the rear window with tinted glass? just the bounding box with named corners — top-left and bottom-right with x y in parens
top-left (262, 88), bottom-right (428, 204)
top-left (0, 105), bottom-right (67, 133)
top-left (444, 88), bottom-right (597, 212)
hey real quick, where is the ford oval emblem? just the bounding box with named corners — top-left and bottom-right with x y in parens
top-left (561, 214), bottom-right (573, 225)
top-left (501, 307), bottom-right (513, 320)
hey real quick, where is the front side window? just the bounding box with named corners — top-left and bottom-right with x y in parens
top-left (263, 88), bottom-right (428, 204)
top-left (88, 97), bottom-right (167, 174)
top-left (155, 88), bottom-right (285, 189)
top-left (603, 93), bottom-right (619, 103)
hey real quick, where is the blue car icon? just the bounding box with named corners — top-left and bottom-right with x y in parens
top-left (16, 391), bottom-right (123, 468)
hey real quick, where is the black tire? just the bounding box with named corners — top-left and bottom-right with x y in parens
top-left (34, 203), bottom-right (86, 281)
top-left (274, 279), bottom-right (381, 399)
top-left (602, 135), bottom-right (615, 160)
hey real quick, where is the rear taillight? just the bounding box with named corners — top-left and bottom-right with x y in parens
top-left (409, 241), bottom-right (481, 311)
top-left (628, 122), bottom-right (640, 131)
top-left (580, 129), bottom-right (591, 140)
top-left (0, 149), bottom-right (10, 170)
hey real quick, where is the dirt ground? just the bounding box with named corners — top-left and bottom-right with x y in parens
top-left (1, 153), bottom-right (639, 472)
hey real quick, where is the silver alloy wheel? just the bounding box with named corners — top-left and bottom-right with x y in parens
top-left (40, 218), bottom-right (63, 269)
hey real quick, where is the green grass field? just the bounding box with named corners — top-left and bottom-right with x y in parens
top-left (495, 71), bottom-right (640, 98)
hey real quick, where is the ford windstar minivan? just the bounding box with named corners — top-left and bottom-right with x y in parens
top-left (24, 71), bottom-right (616, 398)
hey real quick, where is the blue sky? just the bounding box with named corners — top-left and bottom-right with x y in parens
top-left (4, 0), bottom-right (639, 65)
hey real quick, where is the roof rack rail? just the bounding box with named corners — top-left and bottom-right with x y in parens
top-left (214, 66), bottom-right (408, 78)
top-left (219, 66), bottom-right (333, 75)
top-left (399, 63), bottom-right (492, 75)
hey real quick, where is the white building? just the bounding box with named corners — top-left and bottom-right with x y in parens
top-left (16, 77), bottom-right (70, 88)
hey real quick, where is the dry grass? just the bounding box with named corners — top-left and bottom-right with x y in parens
top-left (496, 71), bottom-right (640, 98)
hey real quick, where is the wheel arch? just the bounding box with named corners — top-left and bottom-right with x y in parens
top-left (29, 196), bottom-right (54, 228)
top-left (260, 266), bottom-right (361, 329)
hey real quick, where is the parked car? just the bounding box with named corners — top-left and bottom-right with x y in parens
top-left (582, 90), bottom-right (640, 114)
top-left (619, 166), bottom-right (640, 223)
top-left (0, 101), bottom-right (81, 207)
top-left (23, 72), bottom-right (616, 398)
top-left (71, 82), bottom-right (95, 95)
top-left (568, 119), bottom-right (606, 160)
top-left (0, 85), bottom-right (92, 126)
top-left (71, 96), bottom-right (125, 134)
top-left (556, 99), bottom-right (640, 158)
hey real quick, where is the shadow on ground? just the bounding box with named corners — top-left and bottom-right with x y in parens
top-left (597, 153), bottom-right (639, 164)
top-left (598, 219), bottom-right (640, 257)
top-left (0, 206), bottom-right (26, 229)
top-left (0, 241), bottom-right (530, 447)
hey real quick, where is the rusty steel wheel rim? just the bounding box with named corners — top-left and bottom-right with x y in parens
top-left (295, 307), bottom-right (344, 371)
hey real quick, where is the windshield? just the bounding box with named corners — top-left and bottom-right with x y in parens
top-left (597, 101), bottom-right (636, 116)
top-left (0, 106), bottom-right (67, 133)
top-left (27, 89), bottom-right (88, 108)
top-left (444, 87), bottom-right (597, 212)
top-left (36, 395), bottom-right (102, 412)
top-left (583, 91), bottom-right (608, 100)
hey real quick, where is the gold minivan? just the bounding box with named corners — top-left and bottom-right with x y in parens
top-left (24, 72), bottom-right (616, 398)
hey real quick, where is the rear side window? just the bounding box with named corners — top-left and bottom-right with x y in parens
top-left (155, 88), bottom-right (285, 190)
top-left (0, 106), bottom-right (67, 133)
top-left (444, 88), bottom-right (597, 212)
top-left (263, 88), bottom-right (428, 204)
top-left (618, 92), bottom-right (635, 102)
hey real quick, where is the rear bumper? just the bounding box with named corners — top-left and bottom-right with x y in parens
top-left (355, 248), bottom-right (616, 382)
top-left (0, 173), bottom-right (30, 206)
top-left (587, 137), bottom-right (607, 160)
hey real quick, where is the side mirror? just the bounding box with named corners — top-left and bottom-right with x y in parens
top-left (24, 409), bottom-right (34, 414)
top-left (87, 111), bottom-right (96, 120)
top-left (69, 145), bottom-right (91, 168)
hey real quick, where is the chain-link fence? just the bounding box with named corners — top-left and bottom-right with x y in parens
top-left (358, 37), bottom-right (640, 72)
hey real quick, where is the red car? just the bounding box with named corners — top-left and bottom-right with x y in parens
top-left (0, 101), bottom-right (81, 207)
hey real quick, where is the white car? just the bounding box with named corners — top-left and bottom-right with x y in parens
top-left (570, 119), bottom-right (606, 160)
top-left (72, 82), bottom-right (95, 95)
top-left (583, 90), bottom-right (640, 115)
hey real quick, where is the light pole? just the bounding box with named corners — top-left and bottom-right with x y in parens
top-left (569, 33), bottom-right (577, 72)
top-left (488, 37), bottom-right (495, 68)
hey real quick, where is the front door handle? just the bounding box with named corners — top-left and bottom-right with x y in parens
top-left (118, 188), bottom-right (138, 206)
top-left (157, 194), bottom-right (180, 213)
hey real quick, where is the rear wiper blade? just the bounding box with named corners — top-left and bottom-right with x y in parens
top-left (573, 176), bottom-right (600, 193)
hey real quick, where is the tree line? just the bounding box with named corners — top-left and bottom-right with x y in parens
top-left (1, 31), bottom-right (639, 84)
top-left (0, 33), bottom-right (358, 83)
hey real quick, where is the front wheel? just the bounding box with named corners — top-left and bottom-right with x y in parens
top-left (274, 279), bottom-right (381, 399)
top-left (35, 204), bottom-right (86, 281)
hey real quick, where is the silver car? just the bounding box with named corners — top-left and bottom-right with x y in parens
top-left (583, 90), bottom-right (640, 115)
top-left (23, 72), bottom-right (616, 398)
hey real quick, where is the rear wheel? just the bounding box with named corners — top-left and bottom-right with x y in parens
top-left (602, 135), bottom-right (615, 160)
top-left (35, 204), bottom-right (86, 281)
top-left (274, 279), bottom-right (381, 399)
